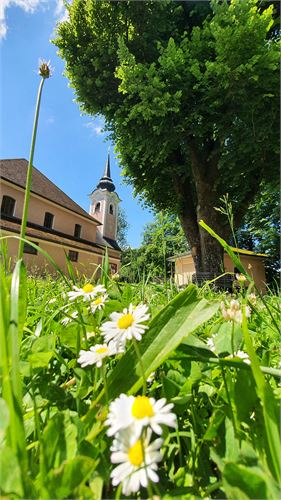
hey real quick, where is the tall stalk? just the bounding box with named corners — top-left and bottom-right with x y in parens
top-left (18, 60), bottom-right (52, 259)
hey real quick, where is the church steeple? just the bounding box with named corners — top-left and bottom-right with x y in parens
top-left (89, 152), bottom-right (120, 242)
top-left (96, 152), bottom-right (115, 192)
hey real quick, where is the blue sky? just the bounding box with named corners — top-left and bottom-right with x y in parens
top-left (0, 0), bottom-right (154, 247)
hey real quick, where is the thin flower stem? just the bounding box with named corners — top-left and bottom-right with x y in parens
top-left (176, 424), bottom-right (183, 467)
top-left (101, 363), bottom-right (109, 404)
top-left (132, 337), bottom-right (147, 395)
top-left (231, 319), bottom-right (235, 355)
top-left (114, 484), bottom-right (122, 500)
top-left (147, 480), bottom-right (154, 500)
top-left (18, 78), bottom-right (45, 260)
top-left (140, 432), bottom-right (154, 500)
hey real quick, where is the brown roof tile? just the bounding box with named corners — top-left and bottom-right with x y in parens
top-left (0, 158), bottom-right (99, 224)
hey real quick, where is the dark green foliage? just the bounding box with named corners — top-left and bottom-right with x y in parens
top-left (236, 183), bottom-right (280, 285)
top-left (116, 205), bottom-right (129, 250)
top-left (121, 212), bottom-right (189, 281)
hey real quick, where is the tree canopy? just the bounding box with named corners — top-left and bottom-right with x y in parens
top-left (121, 212), bottom-right (189, 282)
top-left (55, 0), bottom-right (280, 274)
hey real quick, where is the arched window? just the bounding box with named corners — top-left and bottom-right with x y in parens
top-left (1, 195), bottom-right (16, 217)
top-left (109, 204), bottom-right (114, 215)
top-left (44, 212), bottom-right (54, 229)
top-left (95, 202), bottom-right (101, 213)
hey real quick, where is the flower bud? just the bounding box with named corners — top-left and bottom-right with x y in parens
top-left (38, 59), bottom-right (53, 78)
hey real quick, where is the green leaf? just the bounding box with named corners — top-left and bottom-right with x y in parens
top-left (31, 334), bottom-right (56, 353)
top-left (211, 322), bottom-right (243, 354)
top-left (0, 398), bottom-right (9, 442)
top-left (59, 325), bottom-right (79, 352)
top-left (47, 456), bottom-right (97, 499)
top-left (89, 474), bottom-right (104, 500)
top-left (203, 408), bottom-right (225, 441)
top-left (234, 369), bottom-right (258, 423)
top-left (262, 383), bottom-right (281, 483)
top-left (106, 285), bottom-right (219, 399)
top-left (41, 412), bottom-right (66, 471)
top-left (223, 463), bottom-right (280, 500)
top-left (28, 352), bottom-right (54, 369)
top-left (0, 446), bottom-right (24, 497)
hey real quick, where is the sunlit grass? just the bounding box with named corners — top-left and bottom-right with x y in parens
top-left (1, 236), bottom-right (280, 498)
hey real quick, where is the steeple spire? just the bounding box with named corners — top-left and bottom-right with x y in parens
top-left (104, 151), bottom-right (111, 178)
top-left (96, 152), bottom-right (115, 192)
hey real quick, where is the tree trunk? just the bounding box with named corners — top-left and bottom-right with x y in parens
top-left (173, 175), bottom-right (202, 274)
top-left (190, 143), bottom-right (226, 275)
top-left (173, 143), bottom-right (230, 276)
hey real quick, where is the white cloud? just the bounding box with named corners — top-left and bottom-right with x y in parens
top-left (83, 118), bottom-right (106, 137)
top-left (46, 115), bottom-right (55, 124)
top-left (0, 1), bottom-right (44, 38)
top-left (54, 0), bottom-right (68, 22)
top-left (0, 0), bottom-right (68, 39)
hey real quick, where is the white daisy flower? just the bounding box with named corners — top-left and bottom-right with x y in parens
top-left (231, 350), bottom-right (251, 365)
top-left (207, 336), bottom-right (216, 352)
top-left (106, 393), bottom-right (177, 437)
top-left (49, 297), bottom-right (56, 304)
top-left (78, 341), bottom-right (123, 368)
top-left (100, 303), bottom-right (150, 345)
top-left (90, 294), bottom-right (108, 313)
top-left (110, 426), bottom-right (163, 496)
top-left (67, 283), bottom-right (106, 302)
top-left (61, 310), bottom-right (79, 325)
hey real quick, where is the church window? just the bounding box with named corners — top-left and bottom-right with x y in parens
top-left (95, 202), bottom-right (101, 213)
top-left (1, 195), bottom-right (16, 217)
top-left (69, 250), bottom-right (78, 262)
top-left (74, 224), bottom-right (82, 239)
top-left (44, 212), bottom-right (54, 229)
top-left (109, 204), bottom-right (114, 215)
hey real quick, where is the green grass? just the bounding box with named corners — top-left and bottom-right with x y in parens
top-left (0, 251), bottom-right (280, 499)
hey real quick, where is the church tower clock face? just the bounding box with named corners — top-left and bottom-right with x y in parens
top-left (89, 153), bottom-right (121, 242)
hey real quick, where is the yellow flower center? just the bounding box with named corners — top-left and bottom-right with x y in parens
top-left (83, 284), bottom-right (94, 293)
top-left (131, 396), bottom-right (155, 419)
top-left (128, 440), bottom-right (144, 466)
top-left (96, 347), bottom-right (108, 354)
top-left (117, 313), bottom-right (134, 329)
top-left (94, 297), bottom-right (103, 305)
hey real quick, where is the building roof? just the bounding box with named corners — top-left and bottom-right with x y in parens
top-left (96, 231), bottom-right (121, 251)
top-left (168, 246), bottom-right (268, 262)
top-left (0, 158), bottom-right (100, 224)
top-left (95, 153), bottom-right (116, 193)
top-left (0, 216), bottom-right (120, 256)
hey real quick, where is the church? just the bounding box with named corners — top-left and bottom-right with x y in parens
top-left (0, 155), bottom-right (121, 277)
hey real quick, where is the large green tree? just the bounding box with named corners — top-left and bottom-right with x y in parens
top-left (55, 0), bottom-right (280, 274)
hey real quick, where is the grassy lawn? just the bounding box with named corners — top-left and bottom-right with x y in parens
top-left (1, 260), bottom-right (280, 499)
